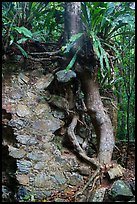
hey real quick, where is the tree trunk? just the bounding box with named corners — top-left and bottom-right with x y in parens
top-left (64, 2), bottom-right (115, 166)
top-left (80, 70), bottom-right (115, 165)
top-left (64, 2), bottom-right (83, 44)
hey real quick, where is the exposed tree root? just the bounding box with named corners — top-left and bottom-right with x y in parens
top-left (75, 167), bottom-right (100, 201)
top-left (67, 115), bottom-right (101, 170)
top-left (67, 115), bottom-right (102, 201)
top-left (67, 115), bottom-right (116, 202)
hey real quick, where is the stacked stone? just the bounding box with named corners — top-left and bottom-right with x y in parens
top-left (2, 69), bottom-right (84, 199)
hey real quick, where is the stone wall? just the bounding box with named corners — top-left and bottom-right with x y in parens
top-left (2, 66), bottom-right (88, 200)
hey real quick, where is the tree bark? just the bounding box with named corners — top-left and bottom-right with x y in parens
top-left (64, 3), bottom-right (82, 37)
top-left (80, 70), bottom-right (115, 165)
top-left (64, 2), bottom-right (115, 166)
top-left (64, 2), bottom-right (83, 52)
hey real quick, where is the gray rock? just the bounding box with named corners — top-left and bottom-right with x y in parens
top-left (54, 198), bottom-right (67, 202)
top-left (34, 162), bottom-right (45, 170)
top-left (8, 146), bottom-right (26, 158)
top-left (77, 165), bottom-right (91, 176)
top-left (66, 172), bottom-right (83, 186)
top-left (18, 73), bottom-right (29, 84)
top-left (26, 91), bottom-right (37, 100)
top-left (27, 150), bottom-right (49, 161)
top-left (16, 174), bottom-right (29, 186)
top-left (17, 160), bottom-right (32, 173)
top-left (32, 118), bottom-right (64, 133)
top-left (34, 103), bottom-right (51, 115)
top-left (16, 135), bottom-right (37, 145)
top-left (109, 180), bottom-right (133, 201)
top-left (11, 91), bottom-right (23, 100)
top-left (88, 187), bottom-right (107, 202)
top-left (51, 174), bottom-right (66, 185)
top-left (34, 173), bottom-right (50, 188)
top-left (77, 195), bottom-right (87, 202)
top-left (107, 164), bottom-right (124, 180)
top-left (48, 95), bottom-right (69, 110)
top-left (52, 110), bottom-right (65, 119)
top-left (8, 118), bottom-right (30, 129)
top-left (55, 156), bottom-right (66, 163)
top-left (35, 73), bottom-right (54, 90)
top-left (42, 191), bottom-right (52, 197)
top-left (16, 104), bottom-right (31, 117)
top-left (56, 70), bottom-right (76, 82)
top-left (39, 135), bottom-right (54, 145)
top-left (2, 68), bottom-right (91, 198)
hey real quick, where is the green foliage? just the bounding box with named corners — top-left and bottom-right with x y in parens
top-left (91, 31), bottom-right (110, 71)
top-left (23, 194), bottom-right (30, 201)
top-left (15, 26), bottom-right (33, 38)
top-left (2, 2), bottom-right (64, 54)
top-left (9, 26), bottom-right (49, 56)
top-left (14, 43), bottom-right (28, 57)
top-left (65, 47), bottom-right (81, 72)
top-left (81, 2), bottom-right (135, 85)
top-left (115, 30), bottom-right (135, 141)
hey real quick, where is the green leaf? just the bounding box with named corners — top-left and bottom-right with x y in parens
top-left (23, 195), bottom-right (30, 200)
top-left (69, 33), bottom-right (83, 43)
top-left (91, 32), bottom-right (110, 71)
top-left (112, 77), bottom-right (123, 84)
top-left (81, 3), bottom-right (90, 28)
top-left (63, 33), bottom-right (83, 54)
top-left (14, 43), bottom-right (28, 57)
top-left (65, 47), bottom-right (80, 71)
top-left (14, 26), bottom-right (33, 38)
top-left (106, 2), bottom-right (115, 15)
top-left (9, 35), bottom-right (14, 45)
top-left (17, 37), bottom-right (28, 44)
top-left (101, 72), bottom-right (108, 86)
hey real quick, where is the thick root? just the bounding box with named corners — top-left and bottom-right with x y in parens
top-left (67, 115), bottom-right (101, 169)
top-left (67, 115), bottom-right (116, 202)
